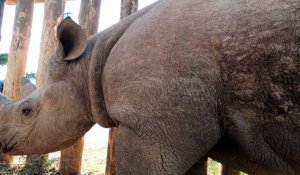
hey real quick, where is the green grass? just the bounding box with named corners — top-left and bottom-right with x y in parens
top-left (208, 159), bottom-right (220, 175)
top-left (208, 159), bottom-right (248, 175)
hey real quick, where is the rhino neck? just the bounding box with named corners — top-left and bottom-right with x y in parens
top-left (87, 2), bottom-right (160, 128)
top-left (87, 34), bottom-right (116, 128)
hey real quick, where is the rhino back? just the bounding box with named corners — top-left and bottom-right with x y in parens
top-left (103, 0), bottom-right (222, 114)
top-left (104, 0), bottom-right (299, 123)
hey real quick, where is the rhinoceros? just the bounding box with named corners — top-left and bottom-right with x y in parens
top-left (0, 0), bottom-right (299, 174)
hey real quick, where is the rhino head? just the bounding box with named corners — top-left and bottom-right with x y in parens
top-left (0, 18), bottom-right (111, 155)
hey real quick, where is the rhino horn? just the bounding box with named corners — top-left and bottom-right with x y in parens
top-left (0, 93), bottom-right (12, 108)
top-left (20, 77), bottom-right (37, 98)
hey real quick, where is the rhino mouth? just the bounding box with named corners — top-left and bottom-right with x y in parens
top-left (0, 130), bottom-right (22, 155)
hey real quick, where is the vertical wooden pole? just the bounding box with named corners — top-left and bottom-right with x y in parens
top-left (23, 0), bottom-right (65, 173)
top-left (78, 0), bottom-right (101, 36)
top-left (120, 0), bottom-right (138, 19)
top-left (59, 1), bottom-right (101, 174)
top-left (220, 164), bottom-right (240, 175)
top-left (105, 128), bottom-right (118, 175)
top-left (0, 0), bottom-right (4, 41)
top-left (105, 2), bottom-right (138, 175)
top-left (1, 0), bottom-right (34, 163)
top-left (36, 0), bottom-right (65, 87)
top-left (59, 140), bottom-right (84, 175)
top-left (3, 0), bottom-right (33, 99)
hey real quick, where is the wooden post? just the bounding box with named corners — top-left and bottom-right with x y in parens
top-left (105, 128), bottom-right (118, 175)
top-left (220, 165), bottom-right (240, 175)
top-left (78, 0), bottom-right (101, 36)
top-left (1, 0), bottom-right (34, 163)
top-left (59, 140), bottom-right (84, 175)
top-left (120, 0), bottom-right (138, 19)
top-left (59, 1), bottom-right (101, 174)
top-left (36, 0), bottom-right (65, 87)
top-left (105, 2), bottom-right (138, 175)
top-left (3, 0), bottom-right (33, 99)
top-left (60, 139), bottom-right (85, 175)
top-left (0, 0), bottom-right (4, 41)
top-left (23, 0), bottom-right (65, 173)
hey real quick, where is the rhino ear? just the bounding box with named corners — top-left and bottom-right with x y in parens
top-left (20, 78), bottom-right (37, 98)
top-left (56, 17), bottom-right (87, 61)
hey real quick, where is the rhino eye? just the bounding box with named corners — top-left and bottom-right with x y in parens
top-left (22, 108), bottom-right (32, 116)
top-left (19, 101), bottom-right (35, 119)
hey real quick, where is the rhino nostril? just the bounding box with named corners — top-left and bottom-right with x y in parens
top-left (2, 144), bottom-right (14, 153)
top-left (2, 145), bottom-right (9, 153)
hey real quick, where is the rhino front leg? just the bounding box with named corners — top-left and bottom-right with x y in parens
top-left (116, 117), bottom-right (220, 175)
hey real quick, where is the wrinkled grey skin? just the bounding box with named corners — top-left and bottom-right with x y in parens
top-left (0, 0), bottom-right (299, 174)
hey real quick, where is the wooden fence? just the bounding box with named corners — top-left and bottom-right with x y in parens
top-left (0, 0), bottom-right (240, 174)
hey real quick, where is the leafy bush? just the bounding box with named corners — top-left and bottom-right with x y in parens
top-left (0, 156), bottom-right (60, 175)
top-left (25, 72), bottom-right (36, 81)
top-left (0, 53), bottom-right (8, 66)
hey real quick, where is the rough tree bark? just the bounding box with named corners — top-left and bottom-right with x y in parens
top-left (0, 0), bottom-right (4, 41)
top-left (1, 0), bottom-right (34, 163)
top-left (36, 0), bottom-right (65, 87)
top-left (59, 0), bottom-right (101, 174)
top-left (5, 0), bottom-right (43, 5)
top-left (105, 128), bottom-right (118, 175)
top-left (3, 0), bottom-right (33, 99)
top-left (120, 0), bottom-right (138, 19)
top-left (23, 0), bottom-right (65, 173)
top-left (78, 0), bottom-right (101, 36)
top-left (220, 165), bottom-right (240, 175)
top-left (105, 2), bottom-right (138, 175)
top-left (60, 140), bottom-right (84, 175)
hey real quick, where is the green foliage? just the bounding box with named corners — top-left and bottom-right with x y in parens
top-left (0, 53), bottom-right (8, 66)
top-left (25, 72), bottom-right (36, 80)
top-left (0, 160), bottom-right (16, 174)
top-left (21, 155), bottom-right (59, 175)
top-left (208, 159), bottom-right (248, 175)
top-left (207, 159), bottom-right (220, 175)
top-left (0, 156), bottom-right (60, 175)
